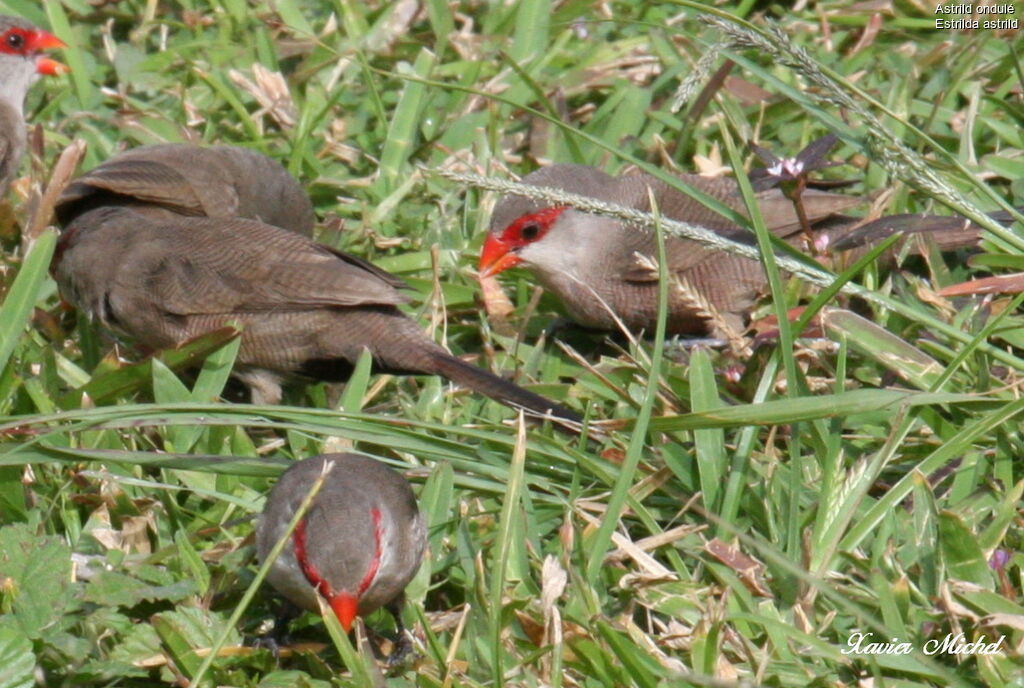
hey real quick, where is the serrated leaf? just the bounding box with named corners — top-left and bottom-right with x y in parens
top-left (82, 571), bottom-right (197, 608)
top-left (0, 524), bottom-right (73, 639)
top-left (107, 622), bottom-right (162, 667)
top-left (0, 626), bottom-right (34, 688)
top-left (152, 607), bottom-right (241, 680)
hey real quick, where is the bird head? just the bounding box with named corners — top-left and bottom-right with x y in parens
top-left (478, 205), bottom-right (570, 278)
top-left (479, 164), bottom-right (621, 279)
top-left (0, 18), bottom-right (67, 76)
top-left (292, 506), bottom-right (385, 632)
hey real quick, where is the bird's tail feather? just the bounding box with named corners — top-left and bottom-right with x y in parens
top-left (426, 350), bottom-right (583, 431)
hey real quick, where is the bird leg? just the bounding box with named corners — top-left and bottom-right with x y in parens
top-left (664, 335), bottom-right (731, 355)
top-left (383, 595), bottom-right (417, 669)
top-left (252, 598), bottom-right (303, 660)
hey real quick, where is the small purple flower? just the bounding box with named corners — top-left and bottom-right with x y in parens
top-left (766, 157), bottom-right (805, 181)
top-left (749, 134), bottom-right (844, 190)
top-left (989, 549), bottom-right (1010, 570)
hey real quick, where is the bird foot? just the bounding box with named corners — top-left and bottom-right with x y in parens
top-left (664, 336), bottom-right (729, 354)
top-left (542, 316), bottom-right (578, 340)
top-left (383, 628), bottom-right (417, 669)
top-left (351, 625), bottom-right (417, 673)
top-left (252, 634), bottom-right (282, 658)
top-left (249, 600), bottom-right (303, 661)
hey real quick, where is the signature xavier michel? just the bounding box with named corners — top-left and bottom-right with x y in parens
top-left (842, 632), bottom-right (1005, 656)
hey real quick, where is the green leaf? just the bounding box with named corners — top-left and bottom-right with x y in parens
top-left (174, 530), bottom-right (211, 597)
top-left (938, 510), bottom-right (994, 587)
top-left (340, 347), bottom-right (373, 413)
top-left (0, 524), bottom-right (73, 639)
top-left (823, 309), bottom-right (944, 390)
top-left (257, 672), bottom-right (331, 688)
top-left (152, 358), bottom-right (192, 401)
top-left (0, 230), bottom-right (56, 378)
top-left (96, 620), bottom-right (161, 672)
top-left (509, 0), bottom-right (550, 63)
top-left (58, 327), bottom-right (241, 410)
top-left (190, 334), bottom-right (242, 404)
top-left (83, 570), bottom-right (197, 608)
top-left (647, 389), bottom-right (978, 431)
top-left (0, 626), bottom-right (34, 688)
top-left (152, 608), bottom-right (239, 683)
top-left (689, 348), bottom-right (725, 510)
top-left (378, 48), bottom-right (436, 193)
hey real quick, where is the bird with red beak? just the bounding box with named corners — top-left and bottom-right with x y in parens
top-left (0, 15), bottom-right (66, 195)
top-left (52, 145), bottom-right (582, 427)
top-left (479, 164), bottom-right (867, 338)
top-left (256, 454), bottom-right (426, 638)
top-left (479, 164), bottom-right (982, 339)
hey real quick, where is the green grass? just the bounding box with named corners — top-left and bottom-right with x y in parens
top-left (0, 1), bottom-right (1023, 686)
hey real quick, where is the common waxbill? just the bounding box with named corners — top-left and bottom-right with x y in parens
top-left (256, 453), bottom-right (425, 633)
top-left (0, 15), bottom-right (65, 195)
top-left (479, 164), bottom-right (978, 337)
top-left (53, 202), bottom-right (581, 424)
top-left (55, 143), bottom-right (315, 235)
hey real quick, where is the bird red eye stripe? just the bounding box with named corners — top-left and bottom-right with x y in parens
top-left (292, 508), bottom-right (383, 629)
top-left (479, 205), bottom-right (570, 278)
top-left (502, 205), bottom-right (569, 245)
top-left (0, 28), bottom-right (31, 55)
top-left (293, 518), bottom-right (333, 599)
top-left (0, 27), bottom-right (65, 55)
top-left (357, 507), bottom-right (383, 596)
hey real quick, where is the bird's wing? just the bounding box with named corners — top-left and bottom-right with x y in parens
top-left (60, 157), bottom-right (216, 217)
top-left (128, 214), bottom-right (409, 315)
top-left (610, 172), bottom-right (860, 282)
top-left (608, 173), bottom-right (743, 282)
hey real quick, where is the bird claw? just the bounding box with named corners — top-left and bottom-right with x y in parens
top-left (383, 628), bottom-right (417, 669)
top-left (251, 633), bottom-right (285, 660)
top-left (665, 336), bottom-right (730, 350)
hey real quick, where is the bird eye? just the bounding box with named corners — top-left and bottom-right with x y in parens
top-left (520, 223), bottom-right (539, 240)
top-left (5, 32), bottom-right (24, 51)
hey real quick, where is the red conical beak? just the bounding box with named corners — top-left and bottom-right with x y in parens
top-left (30, 30), bottom-right (68, 76)
top-left (329, 592), bottom-right (360, 632)
top-left (479, 235), bottom-right (521, 278)
top-left (27, 30), bottom-right (65, 51)
top-left (35, 56), bottom-right (68, 76)
top-left (28, 29), bottom-right (67, 76)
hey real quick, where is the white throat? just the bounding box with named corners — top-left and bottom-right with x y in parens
top-left (517, 210), bottom-right (623, 290)
top-left (0, 56), bottom-right (39, 114)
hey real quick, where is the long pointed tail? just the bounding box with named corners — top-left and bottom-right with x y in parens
top-left (828, 209), bottom-right (1024, 254)
top-left (426, 349), bottom-right (583, 431)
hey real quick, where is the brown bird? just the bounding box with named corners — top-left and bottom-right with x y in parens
top-left (0, 15), bottom-right (65, 195)
top-left (480, 164), bottom-right (868, 337)
top-left (54, 166), bottom-right (580, 423)
top-left (55, 143), bottom-right (315, 235)
top-left (256, 453), bottom-right (425, 634)
top-left (479, 164), bottom-right (978, 337)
